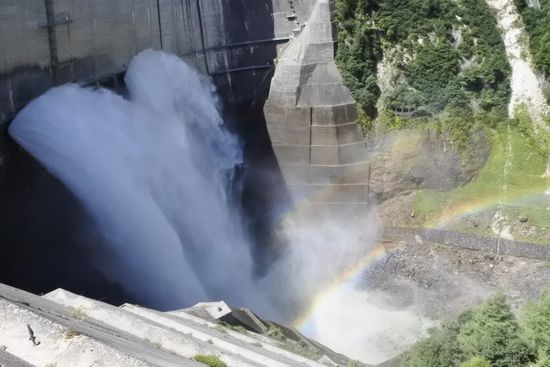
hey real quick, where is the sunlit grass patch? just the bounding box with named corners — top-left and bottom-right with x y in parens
top-left (412, 124), bottom-right (550, 243)
top-left (193, 354), bottom-right (227, 367)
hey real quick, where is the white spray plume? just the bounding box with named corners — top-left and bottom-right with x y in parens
top-left (265, 212), bottom-right (433, 365)
top-left (9, 50), bottom-right (265, 311)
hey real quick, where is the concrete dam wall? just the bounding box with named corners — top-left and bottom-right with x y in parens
top-left (0, 0), bottom-right (317, 126)
top-left (0, 0), bottom-right (368, 212)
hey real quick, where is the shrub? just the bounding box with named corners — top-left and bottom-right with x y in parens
top-left (531, 352), bottom-right (550, 367)
top-left (461, 356), bottom-right (493, 367)
top-left (193, 354), bottom-right (227, 367)
top-left (64, 329), bottom-right (81, 339)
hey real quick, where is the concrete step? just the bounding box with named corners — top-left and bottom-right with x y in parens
top-left (181, 301), bottom-right (233, 322)
top-left (43, 289), bottom-right (263, 367)
top-left (0, 348), bottom-right (35, 367)
top-left (0, 284), bottom-right (194, 367)
top-left (0, 298), bottom-right (153, 367)
top-left (166, 307), bottom-right (299, 353)
top-left (122, 303), bottom-right (326, 367)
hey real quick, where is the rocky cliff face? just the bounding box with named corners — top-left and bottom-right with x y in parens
top-left (485, 0), bottom-right (550, 126)
top-left (366, 128), bottom-right (490, 202)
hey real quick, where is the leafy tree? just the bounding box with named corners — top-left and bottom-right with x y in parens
top-left (401, 319), bottom-right (465, 367)
top-left (518, 0), bottom-right (550, 77)
top-left (523, 291), bottom-right (550, 355)
top-left (335, 0), bottom-right (382, 118)
top-left (530, 352), bottom-right (550, 367)
top-left (461, 356), bottom-right (493, 367)
top-left (406, 41), bottom-right (460, 93)
top-left (457, 294), bottom-right (535, 367)
top-left (401, 294), bottom-right (550, 367)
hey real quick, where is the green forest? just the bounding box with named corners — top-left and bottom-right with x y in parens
top-left (401, 293), bottom-right (550, 367)
top-left (516, 0), bottom-right (550, 103)
top-left (334, 0), bottom-right (511, 132)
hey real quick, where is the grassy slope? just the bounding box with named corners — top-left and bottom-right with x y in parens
top-left (413, 123), bottom-right (550, 243)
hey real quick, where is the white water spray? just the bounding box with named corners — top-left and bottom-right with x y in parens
top-left (9, 50), bottom-right (262, 311)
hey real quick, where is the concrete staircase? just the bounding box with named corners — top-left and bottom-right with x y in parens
top-left (0, 283), bottom-right (349, 367)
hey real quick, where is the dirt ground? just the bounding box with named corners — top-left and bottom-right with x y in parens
top-left (361, 239), bottom-right (550, 320)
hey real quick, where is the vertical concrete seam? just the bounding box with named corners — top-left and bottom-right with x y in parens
top-left (7, 77), bottom-right (14, 114)
top-left (195, 0), bottom-right (210, 74)
top-left (309, 106), bottom-right (313, 164)
top-left (131, 0), bottom-right (137, 56)
top-left (156, 0), bottom-right (164, 49)
top-left (44, 0), bottom-right (59, 83)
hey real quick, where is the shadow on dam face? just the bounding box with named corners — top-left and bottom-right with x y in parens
top-left (223, 101), bottom-right (292, 277)
top-left (0, 133), bottom-right (137, 304)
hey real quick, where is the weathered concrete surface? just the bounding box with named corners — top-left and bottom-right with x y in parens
top-left (0, 349), bottom-right (35, 367)
top-left (122, 303), bottom-right (329, 367)
top-left (0, 283), bottom-right (353, 367)
top-left (0, 283), bottom-right (198, 367)
top-left (168, 302), bottom-right (347, 365)
top-left (0, 0), bottom-right (316, 126)
top-left (0, 299), bottom-right (154, 367)
top-left (43, 289), bottom-right (264, 367)
top-left (180, 300), bottom-right (233, 322)
top-left (264, 0), bottom-right (369, 215)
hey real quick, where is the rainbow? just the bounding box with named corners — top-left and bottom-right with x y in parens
top-left (275, 182), bottom-right (370, 227)
top-left (286, 183), bottom-right (550, 333)
top-left (278, 140), bottom-right (550, 331)
top-left (292, 242), bottom-right (388, 330)
top-left (277, 169), bottom-right (550, 230)
top-left (423, 182), bottom-right (550, 229)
